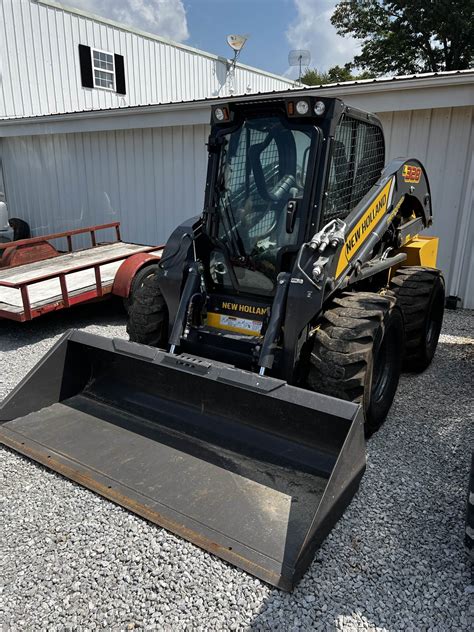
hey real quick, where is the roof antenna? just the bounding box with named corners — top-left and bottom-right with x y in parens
top-left (288, 49), bottom-right (311, 86)
top-left (225, 34), bottom-right (249, 94)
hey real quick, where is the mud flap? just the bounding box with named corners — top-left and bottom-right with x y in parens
top-left (0, 330), bottom-right (365, 590)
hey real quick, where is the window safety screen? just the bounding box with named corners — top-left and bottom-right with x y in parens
top-left (92, 49), bottom-right (115, 90)
top-left (212, 117), bottom-right (317, 295)
top-left (324, 117), bottom-right (385, 222)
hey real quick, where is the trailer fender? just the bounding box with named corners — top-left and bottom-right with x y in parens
top-left (0, 241), bottom-right (58, 269)
top-left (113, 251), bottom-right (162, 299)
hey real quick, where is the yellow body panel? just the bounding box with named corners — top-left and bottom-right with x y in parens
top-left (398, 235), bottom-right (439, 268)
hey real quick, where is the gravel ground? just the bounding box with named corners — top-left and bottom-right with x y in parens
top-left (1, 302), bottom-right (473, 631)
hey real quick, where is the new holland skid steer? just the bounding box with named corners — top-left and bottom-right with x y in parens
top-left (0, 93), bottom-right (445, 590)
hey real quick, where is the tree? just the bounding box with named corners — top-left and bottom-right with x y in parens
top-left (301, 64), bottom-right (374, 86)
top-left (331, 1), bottom-right (474, 75)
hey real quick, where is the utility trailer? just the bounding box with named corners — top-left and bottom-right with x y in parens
top-left (0, 222), bottom-right (162, 322)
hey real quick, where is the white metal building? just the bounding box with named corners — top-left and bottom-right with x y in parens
top-left (0, 0), bottom-right (293, 118)
top-left (0, 2), bottom-right (473, 307)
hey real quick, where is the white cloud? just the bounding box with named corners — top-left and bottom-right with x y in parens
top-left (61, 0), bottom-right (189, 42)
top-left (286, 0), bottom-right (360, 74)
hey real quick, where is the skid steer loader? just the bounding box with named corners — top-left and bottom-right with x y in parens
top-left (0, 93), bottom-right (445, 590)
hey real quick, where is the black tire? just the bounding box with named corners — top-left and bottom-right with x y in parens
top-left (9, 217), bottom-right (30, 240)
top-left (466, 450), bottom-right (474, 563)
top-left (0, 236), bottom-right (9, 262)
top-left (390, 266), bottom-right (445, 372)
top-left (307, 291), bottom-right (404, 435)
top-left (127, 270), bottom-right (168, 347)
top-left (123, 263), bottom-right (160, 314)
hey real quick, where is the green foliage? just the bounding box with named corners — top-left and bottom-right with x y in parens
top-left (301, 64), bottom-right (374, 86)
top-left (331, 0), bottom-right (474, 75)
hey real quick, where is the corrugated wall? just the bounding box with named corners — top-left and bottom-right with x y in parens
top-left (0, 124), bottom-right (209, 245)
top-left (378, 106), bottom-right (473, 304)
top-left (0, 0), bottom-right (292, 118)
top-left (1, 105), bottom-right (473, 305)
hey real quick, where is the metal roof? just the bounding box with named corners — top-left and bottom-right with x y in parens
top-left (1, 68), bottom-right (472, 126)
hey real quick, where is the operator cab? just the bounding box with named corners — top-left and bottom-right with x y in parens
top-left (181, 98), bottom-right (328, 365)
top-left (206, 109), bottom-right (320, 297)
top-left (176, 95), bottom-right (384, 369)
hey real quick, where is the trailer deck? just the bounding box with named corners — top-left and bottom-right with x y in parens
top-left (0, 224), bottom-right (161, 321)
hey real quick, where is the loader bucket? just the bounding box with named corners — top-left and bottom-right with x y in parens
top-left (0, 330), bottom-right (365, 590)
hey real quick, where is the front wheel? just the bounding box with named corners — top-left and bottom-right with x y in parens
top-left (306, 292), bottom-right (404, 436)
top-left (127, 269), bottom-right (168, 348)
top-left (123, 263), bottom-right (160, 314)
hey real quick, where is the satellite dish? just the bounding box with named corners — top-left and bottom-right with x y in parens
top-left (227, 34), bottom-right (248, 52)
top-left (288, 50), bottom-right (311, 67)
top-left (288, 49), bottom-right (311, 84)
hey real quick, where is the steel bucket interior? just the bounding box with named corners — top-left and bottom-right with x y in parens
top-left (0, 330), bottom-right (365, 589)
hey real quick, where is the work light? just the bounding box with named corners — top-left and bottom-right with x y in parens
top-left (314, 101), bottom-right (326, 116)
top-left (296, 100), bottom-right (309, 115)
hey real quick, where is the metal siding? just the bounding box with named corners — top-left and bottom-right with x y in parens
top-left (378, 105), bottom-right (474, 307)
top-left (1, 0), bottom-right (292, 119)
top-left (2, 103), bottom-right (472, 303)
top-left (1, 124), bottom-right (210, 247)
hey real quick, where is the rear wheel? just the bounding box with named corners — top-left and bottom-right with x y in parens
top-left (306, 292), bottom-right (404, 435)
top-left (127, 270), bottom-right (168, 347)
top-left (390, 266), bottom-right (445, 372)
top-left (123, 263), bottom-right (159, 314)
top-left (0, 236), bottom-right (8, 263)
top-left (9, 217), bottom-right (30, 240)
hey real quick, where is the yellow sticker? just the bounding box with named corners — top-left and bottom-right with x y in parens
top-left (402, 164), bottom-right (422, 183)
top-left (335, 179), bottom-right (393, 278)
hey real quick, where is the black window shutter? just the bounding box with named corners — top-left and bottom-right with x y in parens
top-left (79, 44), bottom-right (94, 88)
top-left (114, 54), bottom-right (126, 95)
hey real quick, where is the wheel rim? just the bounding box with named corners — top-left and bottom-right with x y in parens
top-left (372, 330), bottom-right (395, 405)
top-left (426, 288), bottom-right (444, 350)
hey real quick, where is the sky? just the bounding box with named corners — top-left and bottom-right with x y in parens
top-left (60, 0), bottom-right (361, 78)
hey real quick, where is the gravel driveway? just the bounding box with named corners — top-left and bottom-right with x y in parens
top-left (1, 302), bottom-right (472, 631)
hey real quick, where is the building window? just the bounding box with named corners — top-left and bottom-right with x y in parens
top-left (79, 44), bottom-right (127, 95)
top-left (92, 49), bottom-right (115, 90)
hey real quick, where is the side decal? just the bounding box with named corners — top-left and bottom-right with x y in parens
top-left (335, 178), bottom-right (393, 278)
top-left (402, 164), bottom-right (422, 183)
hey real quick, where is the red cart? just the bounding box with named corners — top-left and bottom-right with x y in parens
top-left (0, 223), bottom-right (162, 322)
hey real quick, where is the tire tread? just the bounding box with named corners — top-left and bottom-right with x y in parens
top-left (127, 272), bottom-right (168, 347)
top-left (306, 291), bottom-right (401, 434)
top-left (389, 266), bottom-right (444, 372)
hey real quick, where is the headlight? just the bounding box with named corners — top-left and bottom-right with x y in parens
top-left (295, 100), bottom-right (309, 115)
top-left (314, 101), bottom-right (326, 116)
top-left (214, 107), bottom-right (226, 121)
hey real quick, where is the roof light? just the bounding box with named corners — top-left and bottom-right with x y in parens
top-left (296, 100), bottom-right (309, 115)
top-left (214, 107), bottom-right (226, 121)
top-left (314, 101), bottom-right (326, 116)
